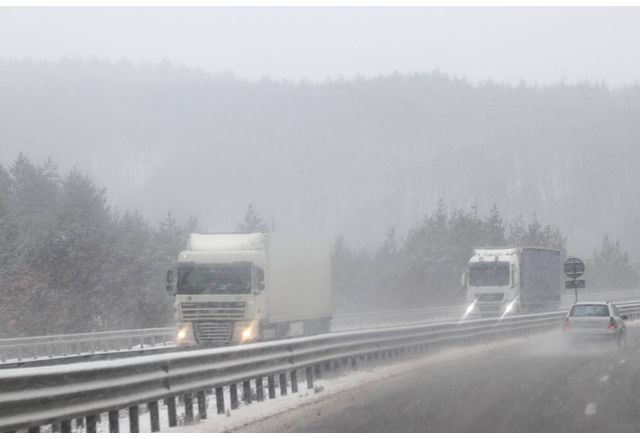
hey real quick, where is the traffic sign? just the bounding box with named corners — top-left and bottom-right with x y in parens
top-left (564, 257), bottom-right (585, 279)
top-left (565, 279), bottom-right (585, 289)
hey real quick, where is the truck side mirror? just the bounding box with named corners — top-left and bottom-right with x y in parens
top-left (254, 267), bottom-right (265, 294)
top-left (461, 272), bottom-right (467, 288)
top-left (166, 270), bottom-right (175, 294)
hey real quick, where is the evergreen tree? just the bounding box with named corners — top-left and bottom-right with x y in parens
top-left (586, 235), bottom-right (640, 292)
top-left (236, 204), bottom-right (268, 233)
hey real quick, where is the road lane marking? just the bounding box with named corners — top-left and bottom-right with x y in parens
top-left (600, 375), bottom-right (610, 382)
top-left (619, 358), bottom-right (627, 364)
top-left (585, 403), bottom-right (597, 416)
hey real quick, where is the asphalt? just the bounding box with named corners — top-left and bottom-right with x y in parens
top-left (235, 325), bottom-right (640, 432)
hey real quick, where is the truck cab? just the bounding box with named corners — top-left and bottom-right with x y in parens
top-left (464, 248), bottom-right (520, 317)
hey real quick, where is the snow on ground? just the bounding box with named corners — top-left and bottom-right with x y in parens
top-left (170, 336), bottom-right (532, 433)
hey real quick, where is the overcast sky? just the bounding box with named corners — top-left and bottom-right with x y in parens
top-left (1, 6), bottom-right (640, 85)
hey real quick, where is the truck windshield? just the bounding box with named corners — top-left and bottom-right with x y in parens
top-left (177, 262), bottom-right (252, 294)
top-left (468, 261), bottom-right (510, 287)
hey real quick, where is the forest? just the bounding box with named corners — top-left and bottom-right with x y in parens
top-left (2, 59), bottom-right (640, 258)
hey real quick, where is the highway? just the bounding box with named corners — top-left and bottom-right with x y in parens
top-left (234, 324), bottom-right (640, 432)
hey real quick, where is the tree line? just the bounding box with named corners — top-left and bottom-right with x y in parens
top-left (0, 155), bottom-right (638, 336)
top-left (0, 155), bottom-right (197, 337)
top-left (3, 59), bottom-right (640, 259)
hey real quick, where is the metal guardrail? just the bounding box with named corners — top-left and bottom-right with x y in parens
top-left (332, 305), bottom-right (467, 329)
top-left (3, 289), bottom-right (638, 365)
top-left (0, 309), bottom-right (576, 433)
top-left (560, 289), bottom-right (640, 306)
top-left (0, 327), bottom-right (176, 363)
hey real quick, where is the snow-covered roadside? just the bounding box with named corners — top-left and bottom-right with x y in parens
top-left (172, 335), bottom-right (533, 433)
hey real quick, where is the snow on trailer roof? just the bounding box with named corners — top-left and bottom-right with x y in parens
top-left (472, 247), bottom-right (561, 257)
top-left (187, 232), bottom-right (266, 252)
top-left (571, 301), bottom-right (611, 306)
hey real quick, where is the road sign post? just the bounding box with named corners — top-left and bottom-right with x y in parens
top-left (564, 257), bottom-right (586, 303)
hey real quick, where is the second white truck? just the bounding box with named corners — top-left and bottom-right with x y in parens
top-left (463, 247), bottom-right (562, 317)
top-left (168, 232), bottom-right (333, 345)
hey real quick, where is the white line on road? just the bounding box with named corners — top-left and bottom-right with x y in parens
top-left (585, 402), bottom-right (597, 416)
top-left (600, 375), bottom-right (610, 382)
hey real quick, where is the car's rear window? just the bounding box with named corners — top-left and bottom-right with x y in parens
top-left (570, 304), bottom-right (610, 317)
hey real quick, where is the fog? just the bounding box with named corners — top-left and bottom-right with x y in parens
top-left (1, 6), bottom-right (640, 335)
top-left (2, 7), bottom-right (640, 85)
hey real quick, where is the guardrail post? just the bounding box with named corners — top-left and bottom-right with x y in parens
top-left (60, 420), bottom-right (71, 433)
top-left (148, 401), bottom-right (160, 432)
top-left (267, 375), bottom-right (276, 399)
top-left (230, 383), bottom-right (239, 409)
top-left (279, 373), bottom-right (288, 395)
top-left (306, 367), bottom-right (314, 389)
top-left (128, 406), bottom-right (139, 433)
top-left (215, 387), bottom-right (225, 414)
top-left (256, 377), bottom-right (264, 401)
top-left (86, 414), bottom-right (97, 433)
top-left (242, 381), bottom-right (252, 404)
top-left (197, 391), bottom-right (207, 420)
top-left (291, 370), bottom-right (299, 393)
top-left (165, 397), bottom-right (177, 427)
top-left (108, 410), bottom-right (119, 433)
top-left (184, 393), bottom-right (194, 422)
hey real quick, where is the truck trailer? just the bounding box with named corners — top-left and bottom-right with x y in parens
top-left (463, 247), bottom-right (562, 317)
top-left (167, 232), bottom-right (333, 345)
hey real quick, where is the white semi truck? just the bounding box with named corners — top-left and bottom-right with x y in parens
top-left (167, 232), bottom-right (333, 345)
top-left (463, 247), bottom-right (562, 318)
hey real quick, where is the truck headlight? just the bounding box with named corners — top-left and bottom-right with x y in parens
top-left (504, 300), bottom-right (515, 314)
top-left (465, 302), bottom-right (475, 314)
top-left (176, 324), bottom-right (194, 344)
top-left (242, 326), bottom-right (253, 341)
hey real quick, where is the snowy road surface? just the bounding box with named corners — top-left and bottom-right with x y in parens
top-left (177, 322), bottom-right (640, 433)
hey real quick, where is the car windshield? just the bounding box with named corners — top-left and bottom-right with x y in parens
top-left (570, 304), bottom-right (610, 317)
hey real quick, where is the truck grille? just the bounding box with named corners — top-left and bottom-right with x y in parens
top-left (180, 301), bottom-right (247, 321)
top-left (475, 293), bottom-right (504, 301)
top-left (193, 321), bottom-right (234, 344)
